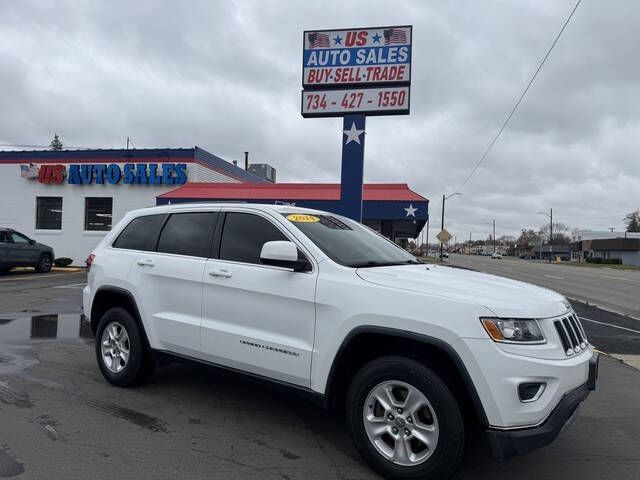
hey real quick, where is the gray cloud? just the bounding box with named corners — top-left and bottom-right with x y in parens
top-left (0, 0), bottom-right (637, 238)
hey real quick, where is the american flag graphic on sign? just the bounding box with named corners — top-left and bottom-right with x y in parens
top-left (308, 32), bottom-right (330, 48)
top-left (20, 163), bottom-right (39, 179)
top-left (384, 28), bottom-right (407, 45)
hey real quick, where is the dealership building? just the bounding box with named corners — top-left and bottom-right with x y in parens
top-left (0, 147), bottom-right (429, 265)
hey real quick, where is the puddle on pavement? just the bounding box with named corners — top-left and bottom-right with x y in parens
top-left (0, 314), bottom-right (94, 343)
top-left (0, 314), bottom-right (94, 377)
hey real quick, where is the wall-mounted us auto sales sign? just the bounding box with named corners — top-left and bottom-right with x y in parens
top-left (302, 26), bottom-right (412, 88)
top-left (302, 86), bottom-right (410, 117)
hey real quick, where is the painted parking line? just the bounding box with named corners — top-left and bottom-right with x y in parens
top-left (579, 316), bottom-right (640, 335)
top-left (52, 283), bottom-right (87, 289)
top-left (543, 274), bottom-right (565, 280)
top-left (0, 272), bottom-right (84, 283)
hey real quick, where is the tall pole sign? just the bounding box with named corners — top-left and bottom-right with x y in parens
top-left (301, 26), bottom-right (412, 221)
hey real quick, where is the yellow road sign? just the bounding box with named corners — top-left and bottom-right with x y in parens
top-left (436, 229), bottom-right (452, 243)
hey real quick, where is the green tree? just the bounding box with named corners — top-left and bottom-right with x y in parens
top-left (625, 210), bottom-right (640, 232)
top-left (50, 133), bottom-right (63, 151)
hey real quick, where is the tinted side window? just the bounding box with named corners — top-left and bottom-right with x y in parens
top-left (113, 214), bottom-right (166, 251)
top-left (11, 233), bottom-right (30, 244)
top-left (220, 213), bottom-right (287, 265)
top-left (157, 212), bottom-right (217, 258)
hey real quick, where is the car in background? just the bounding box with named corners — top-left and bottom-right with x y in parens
top-left (0, 228), bottom-right (54, 273)
top-left (491, 252), bottom-right (503, 259)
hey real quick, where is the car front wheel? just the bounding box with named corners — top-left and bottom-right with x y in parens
top-left (35, 254), bottom-right (52, 273)
top-left (346, 356), bottom-right (464, 480)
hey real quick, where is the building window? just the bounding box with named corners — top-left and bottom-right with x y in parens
top-left (36, 197), bottom-right (63, 230)
top-left (85, 197), bottom-right (113, 231)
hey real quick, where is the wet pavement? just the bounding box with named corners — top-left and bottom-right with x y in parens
top-left (0, 274), bottom-right (639, 479)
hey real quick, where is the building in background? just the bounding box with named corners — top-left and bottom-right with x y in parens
top-left (0, 147), bottom-right (266, 264)
top-left (571, 232), bottom-right (640, 266)
top-left (156, 182), bottom-right (428, 242)
top-left (0, 148), bottom-right (429, 265)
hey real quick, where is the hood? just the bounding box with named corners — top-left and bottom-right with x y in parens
top-left (356, 264), bottom-right (569, 319)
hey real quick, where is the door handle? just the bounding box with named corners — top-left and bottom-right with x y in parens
top-left (209, 268), bottom-right (232, 278)
top-left (136, 259), bottom-right (155, 267)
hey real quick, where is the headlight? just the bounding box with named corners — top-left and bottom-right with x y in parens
top-left (480, 318), bottom-right (545, 344)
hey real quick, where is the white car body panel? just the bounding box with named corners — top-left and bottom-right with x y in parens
top-left (201, 258), bottom-right (317, 387)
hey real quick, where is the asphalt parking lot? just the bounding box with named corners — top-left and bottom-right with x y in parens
top-left (0, 269), bottom-right (639, 479)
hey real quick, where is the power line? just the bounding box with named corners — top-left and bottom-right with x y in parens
top-left (456, 0), bottom-right (582, 191)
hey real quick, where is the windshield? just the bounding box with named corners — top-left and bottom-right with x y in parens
top-left (282, 213), bottom-right (420, 268)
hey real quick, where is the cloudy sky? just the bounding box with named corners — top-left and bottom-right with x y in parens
top-left (1, 0), bottom-right (638, 240)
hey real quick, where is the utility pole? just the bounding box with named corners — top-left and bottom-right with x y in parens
top-left (493, 220), bottom-right (496, 253)
top-left (549, 208), bottom-right (553, 263)
top-left (440, 194), bottom-right (445, 260)
top-left (126, 136), bottom-right (130, 150)
top-left (469, 231), bottom-right (472, 255)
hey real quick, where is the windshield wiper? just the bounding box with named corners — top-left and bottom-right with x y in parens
top-left (350, 259), bottom-right (422, 268)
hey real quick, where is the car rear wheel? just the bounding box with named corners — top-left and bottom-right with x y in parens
top-left (95, 307), bottom-right (155, 387)
top-left (35, 254), bottom-right (52, 273)
top-left (346, 356), bottom-right (464, 480)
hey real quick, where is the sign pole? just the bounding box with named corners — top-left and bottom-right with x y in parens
top-left (340, 113), bottom-right (366, 221)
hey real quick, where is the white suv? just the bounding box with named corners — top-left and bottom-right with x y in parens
top-left (83, 203), bottom-right (598, 480)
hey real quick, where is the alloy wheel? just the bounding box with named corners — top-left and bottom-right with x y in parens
top-left (100, 321), bottom-right (131, 373)
top-left (362, 380), bottom-right (439, 466)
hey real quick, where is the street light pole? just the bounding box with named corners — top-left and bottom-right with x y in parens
top-left (426, 218), bottom-right (430, 257)
top-left (439, 192), bottom-right (461, 260)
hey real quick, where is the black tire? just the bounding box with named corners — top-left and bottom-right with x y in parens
top-left (95, 307), bottom-right (155, 387)
top-left (346, 356), bottom-right (464, 480)
top-left (35, 253), bottom-right (52, 273)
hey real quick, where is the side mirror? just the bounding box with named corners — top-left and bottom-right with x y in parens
top-left (29, 239), bottom-right (36, 245)
top-left (260, 241), bottom-right (310, 272)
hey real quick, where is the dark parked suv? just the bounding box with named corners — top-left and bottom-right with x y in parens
top-left (0, 228), bottom-right (54, 273)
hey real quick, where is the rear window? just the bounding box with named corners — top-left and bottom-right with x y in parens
top-left (156, 212), bottom-right (217, 258)
top-left (113, 214), bottom-right (166, 251)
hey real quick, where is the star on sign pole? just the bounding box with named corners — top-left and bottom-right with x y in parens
top-left (404, 203), bottom-right (417, 218)
top-left (343, 122), bottom-right (365, 145)
top-left (333, 35), bottom-right (343, 45)
top-left (372, 33), bottom-right (381, 43)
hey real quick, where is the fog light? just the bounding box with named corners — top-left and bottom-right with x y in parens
top-left (518, 382), bottom-right (546, 402)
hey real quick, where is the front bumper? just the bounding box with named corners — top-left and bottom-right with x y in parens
top-left (486, 353), bottom-right (598, 458)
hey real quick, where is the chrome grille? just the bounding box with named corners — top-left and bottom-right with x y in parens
top-left (554, 314), bottom-right (588, 356)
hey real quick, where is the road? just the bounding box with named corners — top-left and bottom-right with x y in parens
top-left (448, 254), bottom-right (640, 319)
top-left (0, 269), bottom-right (638, 479)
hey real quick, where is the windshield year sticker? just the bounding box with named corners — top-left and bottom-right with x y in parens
top-left (287, 214), bottom-right (320, 223)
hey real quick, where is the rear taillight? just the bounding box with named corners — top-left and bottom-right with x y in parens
top-left (86, 254), bottom-right (95, 271)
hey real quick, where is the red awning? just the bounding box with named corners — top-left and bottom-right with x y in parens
top-left (158, 183), bottom-right (428, 202)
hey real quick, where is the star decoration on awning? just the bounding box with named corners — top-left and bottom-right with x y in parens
top-left (404, 203), bottom-right (417, 218)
